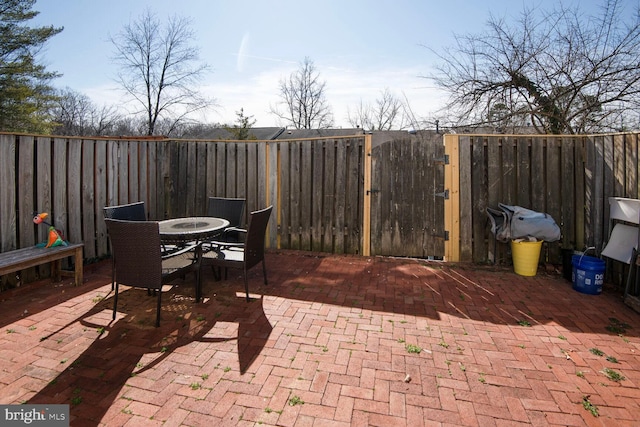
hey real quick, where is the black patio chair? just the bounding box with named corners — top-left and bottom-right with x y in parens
top-left (104, 202), bottom-right (147, 289)
top-left (206, 197), bottom-right (246, 245)
top-left (202, 206), bottom-right (272, 301)
top-left (103, 201), bottom-right (147, 221)
top-left (104, 218), bottom-right (203, 327)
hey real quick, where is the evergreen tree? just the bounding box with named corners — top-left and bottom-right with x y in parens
top-left (0, 0), bottom-right (62, 132)
top-left (226, 108), bottom-right (256, 140)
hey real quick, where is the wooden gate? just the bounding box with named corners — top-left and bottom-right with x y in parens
top-left (369, 132), bottom-right (446, 258)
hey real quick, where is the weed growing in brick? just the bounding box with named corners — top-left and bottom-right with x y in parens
top-left (288, 395), bottom-right (304, 406)
top-left (582, 396), bottom-right (599, 417)
top-left (405, 344), bottom-right (422, 354)
top-left (602, 367), bottom-right (625, 382)
top-left (606, 317), bottom-right (630, 334)
top-left (589, 348), bottom-right (604, 356)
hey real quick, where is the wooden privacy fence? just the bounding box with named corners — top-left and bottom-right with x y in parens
top-left (444, 132), bottom-right (640, 269)
top-left (0, 134), bottom-right (368, 286)
top-left (2, 131), bottom-right (640, 287)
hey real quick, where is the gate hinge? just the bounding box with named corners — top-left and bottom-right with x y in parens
top-left (434, 154), bottom-right (449, 165)
top-left (444, 230), bottom-right (449, 241)
top-left (366, 189), bottom-right (380, 195)
top-left (434, 189), bottom-right (449, 199)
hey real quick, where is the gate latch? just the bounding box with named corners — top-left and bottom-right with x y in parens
top-left (434, 189), bottom-right (449, 199)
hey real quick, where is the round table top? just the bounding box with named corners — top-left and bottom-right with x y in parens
top-left (158, 217), bottom-right (229, 242)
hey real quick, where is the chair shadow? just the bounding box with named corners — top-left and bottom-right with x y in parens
top-left (26, 278), bottom-right (271, 426)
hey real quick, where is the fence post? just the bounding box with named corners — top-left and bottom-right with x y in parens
top-left (362, 134), bottom-right (372, 256)
top-left (444, 134), bottom-right (460, 261)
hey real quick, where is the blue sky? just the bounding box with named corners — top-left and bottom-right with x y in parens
top-left (32, 0), bottom-right (601, 128)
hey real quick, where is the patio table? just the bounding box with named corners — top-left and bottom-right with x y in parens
top-left (158, 217), bottom-right (229, 245)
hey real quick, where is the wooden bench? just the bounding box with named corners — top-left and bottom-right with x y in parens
top-left (0, 243), bottom-right (84, 286)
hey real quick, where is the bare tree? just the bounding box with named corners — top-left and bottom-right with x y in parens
top-left (51, 87), bottom-right (121, 136)
top-left (110, 9), bottom-right (213, 136)
top-left (429, 0), bottom-right (640, 134)
top-left (347, 88), bottom-right (406, 130)
top-left (271, 57), bottom-right (333, 129)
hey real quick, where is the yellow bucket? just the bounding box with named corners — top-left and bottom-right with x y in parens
top-left (511, 240), bottom-right (543, 276)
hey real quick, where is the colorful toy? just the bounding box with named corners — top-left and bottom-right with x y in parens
top-left (33, 212), bottom-right (67, 248)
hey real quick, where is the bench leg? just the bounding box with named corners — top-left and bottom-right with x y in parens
top-left (74, 246), bottom-right (83, 286)
top-left (52, 259), bottom-right (62, 282)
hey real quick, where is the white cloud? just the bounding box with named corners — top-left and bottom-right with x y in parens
top-left (82, 62), bottom-right (448, 129)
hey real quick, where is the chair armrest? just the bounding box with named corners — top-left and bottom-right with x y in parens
top-left (203, 227), bottom-right (247, 251)
top-left (161, 242), bottom-right (202, 260)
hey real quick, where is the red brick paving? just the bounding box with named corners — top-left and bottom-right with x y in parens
top-left (1, 250), bottom-right (639, 426)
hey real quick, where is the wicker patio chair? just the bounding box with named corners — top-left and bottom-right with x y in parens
top-left (104, 218), bottom-right (203, 327)
top-left (203, 206), bottom-right (272, 301)
top-left (103, 201), bottom-right (147, 221)
top-left (104, 202), bottom-right (147, 290)
top-left (204, 197), bottom-right (246, 279)
top-left (206, 197), bottom-right (246, 244)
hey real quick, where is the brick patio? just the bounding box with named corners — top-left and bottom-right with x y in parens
top-left (1, 250), bottom-right (639, 426)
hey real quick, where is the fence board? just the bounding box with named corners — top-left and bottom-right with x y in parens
top-left (194, 142), bottom-right (207, 215)
top-left (279, 143), bottom-right (290, 247)
top-left (334, 141), bottom-right (346, 253)
top-left (560, 137), bottom-right (576, 249)
top-left (81, 141), bottom-right (96, 260)
top-left (322, 141), bottom-right (335, 251)
top-left (531, 138), bottom-right (545, 211)
top-left (400, 140), bottom-right (413, 254)
top-left (346, 138), bottom-right (362, 254)
top-left (35, 136), bottom-right (52, 247)
top-left (214, 142), bottom-right (225, 196)
top-left (458, 136), bottom-right (473, 262)
top-left (310, 140), bottom-right (322, 251)
top-left (225, 143), bottom-right (237, 197)
top-left (545, 137), bottom-right (561, 261)
top-left (236, 143), bottom-right (247, 202)
top-left (0, 135), bottom-right (16, 252)
top-left (18, 136), bottom-right (35, 252)
top-left (516, 138), bottom-right (531, 207)
top-left (624, 133), bottom-right (638, 197)
top-left (471, 137), bottom-right (487, 262)
top-left (128, 142), bottom-right (139, 203)
top-left (289, 141), bottom-right (302, 249)
top-left (245, 143), bottom-right (257, 224)
top-left (267, 142), bottom-right (278, 248)
top-left (139, 142), bottom-right (149, 212)
top-left (68, 140), bottom-right (82, 244)
top-left (95, 141), bottom-right (108, 255)
top-left (502, 137), bottom-right (516, 204)
top-left (53, 139), bottom-right (68, 243)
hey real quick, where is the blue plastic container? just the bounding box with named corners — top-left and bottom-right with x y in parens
top-left (572, 254), bottom-right (605, 295)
